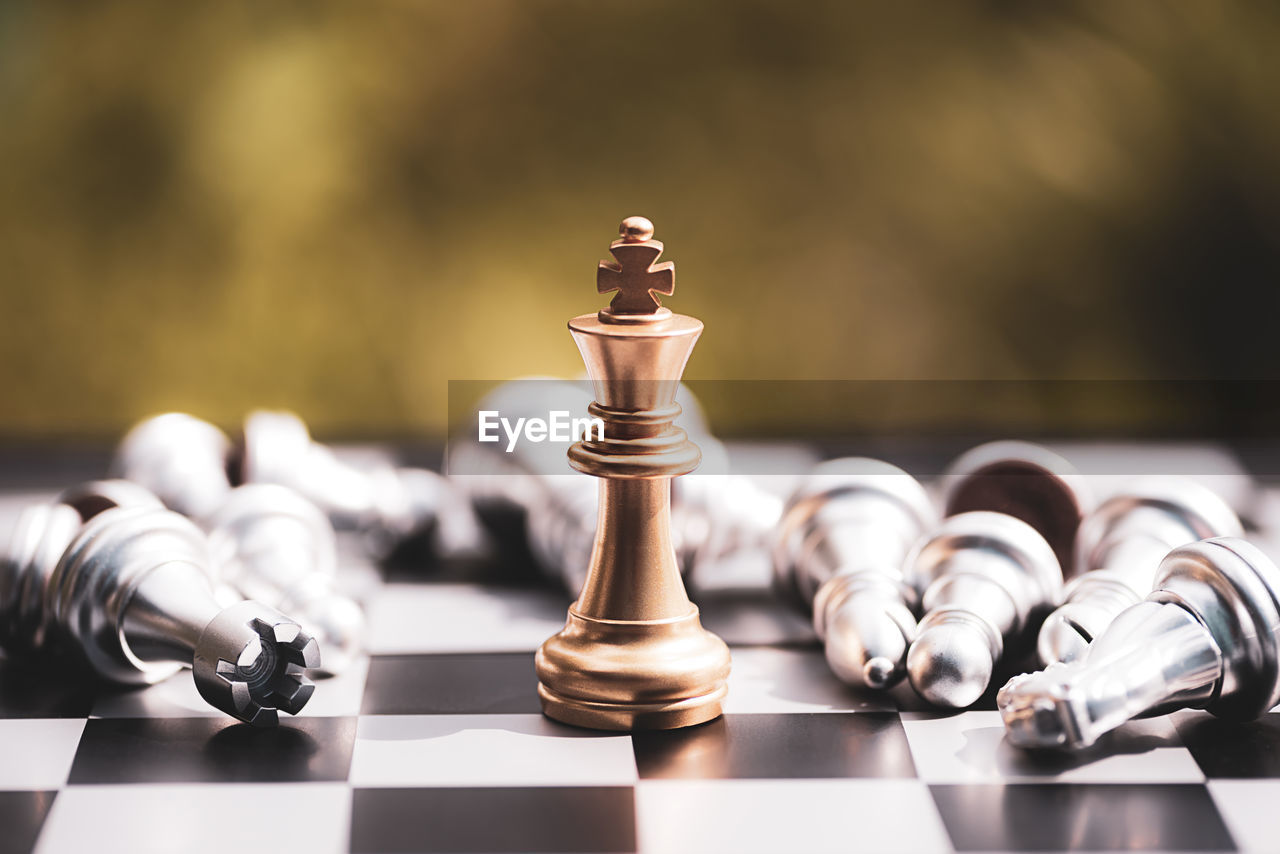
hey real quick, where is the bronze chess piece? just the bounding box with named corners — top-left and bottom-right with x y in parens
top-left (535, 216), bottom-right (732, 731)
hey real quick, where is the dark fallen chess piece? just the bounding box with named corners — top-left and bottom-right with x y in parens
top-left (773, 457), bottom-right (936, 689)
top-left (206, 484), bottom-right (365, 677)
top-left (1038, 477), bottom-right (1242, 665)
top-left (2, 495), bottom-right (319, 726)
top-left (940, 440), bottom-right (1093, 575)
top-left (114, 410), bottom-right (485, 561)
top-left (1000, 536), bottom-right (1280, 751)
top-left (906, 511), bottom-right (1062, 708)
top-left (56, 478), bottom-right (166, 520)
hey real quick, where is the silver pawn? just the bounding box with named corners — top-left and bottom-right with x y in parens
top-left (206, 484), bottom-right (365, 677)
top-left (47, 505), bottom-right (319, 725)
top-left (906, 511), bottom-right (1062, 708)
top-left (1000, 537), bottom-right (1280, 751)
top-left (773, 458), bottom-right (936, 689)
top-left (113, 413), bottom-right (233, 518)
top-left (1038, 477), bottom-right (1242, 665)
top-left (940, 440), bottom-right (1092, 576)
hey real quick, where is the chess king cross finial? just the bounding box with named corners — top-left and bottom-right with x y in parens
top-left (597, 216), bottom-right (675, 316)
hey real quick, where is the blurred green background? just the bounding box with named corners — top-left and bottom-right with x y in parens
top-left (1, 2), bottom-right (1278, 441)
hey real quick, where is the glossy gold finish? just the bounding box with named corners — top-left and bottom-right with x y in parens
top-left (536, 217), bottom-right (731, 731)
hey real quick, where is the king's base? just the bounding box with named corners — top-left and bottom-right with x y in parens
top-left (535, 606), bottom-right (732, 732)
top-left (538, 682), bottom-right (726, 731)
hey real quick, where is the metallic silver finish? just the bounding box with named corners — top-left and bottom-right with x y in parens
top-left (396, 466), bottom-right (490, 559)
top-left (112, 413), bottom-right (233, 518)
top-left (906, 511), bottom-right (1062, 708)
top-left (999, 537), bottom-right (1280, 750)
top-left (239, 409), bottom-right (485, 560)
top-left (1038, 477), bottom-right (1242, 665)
top-left (0, 502), bottom-right (82, 653)
top-left (773, 458), bottom-right (936, 689)
top-left (47, 506), bottom-right (319, 726)
top-left (207, 484), bottom-right (365, 677)
top-left (116, 410), bottom-right (483, 561)
top-left (1, 481), bottom-right (164, 654)
top-left (940, 440), bottom-right (1093, 575)
top-left (526, 475), bottom-right (600, 592)
top-left (675, 470), bottom-right (783, 590)
top-left (192, 601), bottom-right (319, 727)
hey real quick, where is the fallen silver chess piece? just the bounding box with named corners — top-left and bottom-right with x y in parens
top-left (773, 457), bottom-right (936, 689)
top-left (674, 470), bottom-right (785, 592)
top-left (1038, 476), bottom-right (1242, 665)
top-left (906, 511), bottom-right (1062, 708)
top-left (114, 410), bottom-right (486, 561)
top-left (1, 480), bottom-right (162, 653)
top-left (1, 490), bottom-right (320, 726)
top-left (206, 484), bottom-right (365, 677)
top-left (999, 536), bottom-right (1280, 751)
top-left (110, 413), bottom-right (233, 519)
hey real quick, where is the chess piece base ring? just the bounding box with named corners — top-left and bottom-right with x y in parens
top-left (535, 606), bottom-right (730, 731)
top-left (537, 683), bottom-right (726, 731)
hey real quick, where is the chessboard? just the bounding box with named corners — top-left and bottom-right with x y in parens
top-left (3, 442), bottom-right (1280, 854)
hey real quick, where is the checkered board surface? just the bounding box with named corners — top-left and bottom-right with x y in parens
top-left (3, 444), bottom-right (1279, 854)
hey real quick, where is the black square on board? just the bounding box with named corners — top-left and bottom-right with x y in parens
top-left (0, 660), bottom-right (96, 719)
top-left (350, 787), bottom-right (636, 854)
top-left (361, 653), bottom-right (541, 715)
top-left (1174, 711), bottom-right (1280, 778)
top-left (930, 783), bottom-right (1236, 852)
top-left (67, 716), bottom-right (355, 784)
top-left (0, 791), bottom-right (56, 854)
top-left (633, 712), bottom-right (916, 779)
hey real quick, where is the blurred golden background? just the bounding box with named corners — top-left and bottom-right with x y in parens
top-left (1, 2), bottom-right (1278, 441)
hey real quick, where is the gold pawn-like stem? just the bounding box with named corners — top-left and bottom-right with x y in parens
top-left (535, 217), bottom-right (731, 731)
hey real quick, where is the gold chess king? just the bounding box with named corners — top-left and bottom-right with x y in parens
top-left (534, 216), bottom-right (733, 731)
